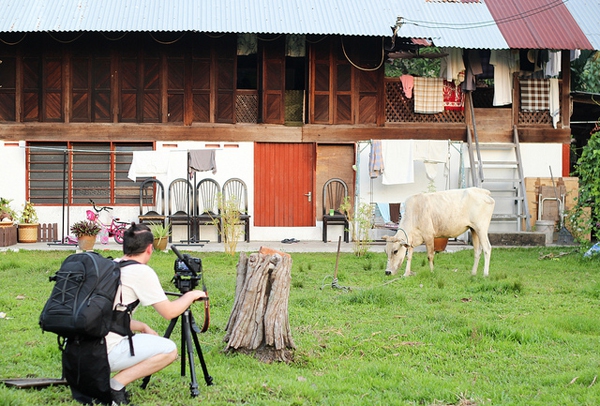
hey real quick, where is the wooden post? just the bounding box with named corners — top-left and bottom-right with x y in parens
top-left (224, 247), bottom-right (295, 363)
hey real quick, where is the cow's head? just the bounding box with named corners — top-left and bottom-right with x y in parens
top-left (382, 234), bottom-right (409, 275)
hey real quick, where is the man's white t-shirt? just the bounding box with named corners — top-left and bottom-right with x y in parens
top-left (105, 260), bottom-right (168, 353)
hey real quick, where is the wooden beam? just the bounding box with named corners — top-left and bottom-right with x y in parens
top-left (0, 122), bottom-right (570, 144)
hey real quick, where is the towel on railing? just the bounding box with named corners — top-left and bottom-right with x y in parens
top-left (520, 78), bottom-right (549, 111)
top-left (414, 77), bottom-right (444, 114)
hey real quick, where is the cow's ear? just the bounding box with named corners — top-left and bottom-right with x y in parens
top-left (382, 235), bottom-right (389, 241)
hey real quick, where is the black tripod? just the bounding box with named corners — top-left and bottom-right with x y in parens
top-left (141, 295), bottom-right (213, 397)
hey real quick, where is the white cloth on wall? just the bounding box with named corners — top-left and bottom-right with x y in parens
top-left (381, 140), bottom-right (414, 185)
top-left (549, 78), bottom-right (560, 129)
top-left (412, 140), bottom-right (448, 181)
top-left (489, 50), bottom-right (519, 106)
top-left (127, 151), bottom-right (171, 181)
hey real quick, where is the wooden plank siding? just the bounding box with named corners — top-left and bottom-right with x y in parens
top-left (0, 32), bottom-right (571, 145)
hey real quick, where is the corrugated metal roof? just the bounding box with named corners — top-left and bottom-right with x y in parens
top-left (563, 0), bottom-right (600, 50)
top-left (485, 0), bottom-right (593, 50)
top-left (391, 0), bottom-right (508, 49)
top-left (0, 0), bottom-right (397, 36)
top-left (0, 0), bottom-right (596, 50)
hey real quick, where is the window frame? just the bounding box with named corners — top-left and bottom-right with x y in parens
top-left (28, 141), bottom-right (153, 205)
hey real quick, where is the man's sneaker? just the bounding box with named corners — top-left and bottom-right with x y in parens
top-left (111, 387), bottom-right (133, 405)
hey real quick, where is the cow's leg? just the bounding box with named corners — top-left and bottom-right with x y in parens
top-left (471, 230), bottom-right (482, 276)
top-left (480, 231), bottom-right (492, 277)
top-left (425, 240), bottom-right (435, 272)
top-left (403, 247), bottom-right (415, 277)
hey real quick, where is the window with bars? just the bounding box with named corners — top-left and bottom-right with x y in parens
top-left (28, 142), bottom-right (153, 205)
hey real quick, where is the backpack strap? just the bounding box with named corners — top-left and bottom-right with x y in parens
top-left (112, 259), bottom-right (141, 356)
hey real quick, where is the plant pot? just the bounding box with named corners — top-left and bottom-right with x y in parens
top-left (434, 237), bottom-right (448, 252)
top-left (153, 237), bottom-right (168, 251)
top-left (77, 235), bottom-right (96, 251)
top-left (17, 223), bottom-right (39, 243)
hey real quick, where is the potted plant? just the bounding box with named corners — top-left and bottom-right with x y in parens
top-left (0, 197), bottom-right (16, 226)
top-left (70, 220), bottom-right (101, 251)
top-left (17, 201), bottom-right (39, 243)
top-left (149, 222), bottom-right (171, 251)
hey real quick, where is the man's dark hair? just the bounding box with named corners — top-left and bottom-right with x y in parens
top-left (123, 222), bottom-right (154, 255)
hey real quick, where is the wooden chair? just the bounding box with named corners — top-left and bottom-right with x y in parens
top-left (322, 178), bottom-right (349, 243)
top-left (167, 178), bottom-right (193, 242)
top-left (194, 178), bottom-right (221, 242)
top-left (138, 179), bottom-right (166, 226)
top-left (222, 178), bottom-right (251, 242)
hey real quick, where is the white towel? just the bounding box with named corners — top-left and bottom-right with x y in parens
top-left (549, 78), bottom-right (560, 129)
top-left (381, 140), bottom-right (414, 185)
top-left (128, 151), bottom-right (171, 181)
top-left (413, 140), bottom-right (448, 181)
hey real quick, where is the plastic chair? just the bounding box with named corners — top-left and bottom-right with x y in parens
top-left (167, 178), bottom-right (193, 242)
top-left (322, 178), bottom-right (349, 243)
top-left (138, 179), bottom-right (166, 226)
top-left (194, 178), bottom-right (222, 242)
top-left (222, 178), bottom-right (251, 242)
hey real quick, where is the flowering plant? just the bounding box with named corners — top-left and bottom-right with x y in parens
top-left (70, 220), bottom-right (101, 237)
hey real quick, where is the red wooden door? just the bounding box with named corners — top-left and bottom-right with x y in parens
top-left (254, 143), bottom-right (315, 227)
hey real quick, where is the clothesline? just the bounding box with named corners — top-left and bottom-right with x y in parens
top-left (23, 145), bottom-right (221, 154)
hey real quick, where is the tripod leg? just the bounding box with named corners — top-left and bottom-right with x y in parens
top-left (141, 316), bottom-right (179, 390)
top-left (181, 310), bottom-right (200, 397)
top-left (190, 320), bottom-right (214, 386)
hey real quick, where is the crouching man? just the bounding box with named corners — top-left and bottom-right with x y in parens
top-left (107, 223), bottom-right (206, 405)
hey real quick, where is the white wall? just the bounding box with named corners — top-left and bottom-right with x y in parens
top-left (0, 140), bottom-right (565, 242)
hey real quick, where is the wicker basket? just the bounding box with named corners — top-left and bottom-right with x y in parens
top-left (17, 223), bottom-right (39, 243)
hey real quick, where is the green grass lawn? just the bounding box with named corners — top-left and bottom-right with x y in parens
top-left (1, 246), bottom-right (600, 405)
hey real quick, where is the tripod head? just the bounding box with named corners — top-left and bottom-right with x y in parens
top-left (171, 245), bottom-right (202, 293)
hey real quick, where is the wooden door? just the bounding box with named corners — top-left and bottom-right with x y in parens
top-left (254, 143), bottom-right (315, 226)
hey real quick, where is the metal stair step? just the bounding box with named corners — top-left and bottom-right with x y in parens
top-left (492, 214), bottom-right (524, 220)
top-left (481, 178), bottom-right (522, 183)
top-left (478, 143), bottom-right (516, 150)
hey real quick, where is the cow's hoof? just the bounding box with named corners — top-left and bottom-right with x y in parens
top-left (402, 272), bottom-right (415, 277)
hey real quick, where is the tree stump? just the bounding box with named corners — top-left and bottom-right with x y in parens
top-left (224, 247), bottom-right (296, 363)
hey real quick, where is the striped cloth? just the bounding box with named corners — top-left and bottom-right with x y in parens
top-left (369, 140), bottom-right (384, 178)
top-left (520, 79), bottom-right (549, 111)
top-left (414, 77), bottom-right (444, 114)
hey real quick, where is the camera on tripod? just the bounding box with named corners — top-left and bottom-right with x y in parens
top-left (171, 246), bottom-right (202, 293)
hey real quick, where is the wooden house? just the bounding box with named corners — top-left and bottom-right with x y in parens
top-left (0, 0), bottom-right (598, 242)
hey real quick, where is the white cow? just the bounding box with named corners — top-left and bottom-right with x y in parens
top-left (383, 187), bottom-right (495, 277)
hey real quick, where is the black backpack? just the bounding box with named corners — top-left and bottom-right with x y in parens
top-left (39, 251), bottom-right (138, 341)
top-left (39, 252), bottom-right (139, 405)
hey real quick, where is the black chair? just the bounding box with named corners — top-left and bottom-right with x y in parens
top-left (138, 179), bottom-right (166, 226)
top-left (322, 178), bottom-right (349, 243)
top-left (167, 178), bottom-right (193, 242)
top-left (222, 178), bottom-right (251, 242)
top-left (194, 178), bottom-right (221, 242)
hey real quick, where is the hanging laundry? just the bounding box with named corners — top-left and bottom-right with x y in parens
top-left (489, 49), bottom-right (520, 106)
top-left (414, 77), bottom-right (444, 114)
top-left (381, 140), bottom-right (414, 185)
top-left (549, 78), bottom-right (560, 128)
top-left (189, 149), bottom-right (217, 176)
top-left (440, 48), bottom-right (465, 84)
top-left (461, 50), bottom-right (483, 92)
top-left (412, 140), bottom-right (448, 181)
top-left (443, 80), bottom-right (464, 111)
top-left (369, 140), bottom-right (384, 178)
top-left (127, 150), bottom-right (171, 181)
top-left (520, 79), bottom-right (549, 111)
top-left (400, 74), bottom-right (414, 98)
